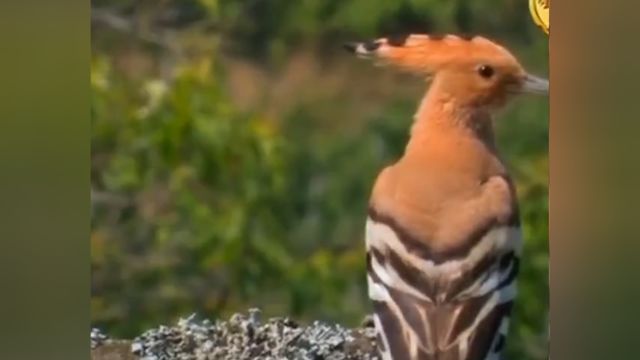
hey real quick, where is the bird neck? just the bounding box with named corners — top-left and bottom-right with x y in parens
top-left (407, 87), bottom-right (497, 156)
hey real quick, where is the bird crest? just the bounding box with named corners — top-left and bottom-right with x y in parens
top-left (345, 34), bottom-right (548, 109)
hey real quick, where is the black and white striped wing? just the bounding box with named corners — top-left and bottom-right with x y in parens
top-left (365, 210), bottom-right (521, 360)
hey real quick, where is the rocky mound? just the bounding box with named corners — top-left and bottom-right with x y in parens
top-left (91, 309), bottom-right (379, 360)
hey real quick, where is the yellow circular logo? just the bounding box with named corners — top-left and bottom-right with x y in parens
top-left (529, 0), bottom-right (549, 34)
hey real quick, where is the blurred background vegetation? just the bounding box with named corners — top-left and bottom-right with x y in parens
top-left (91, 1), bottom-right (548, 358)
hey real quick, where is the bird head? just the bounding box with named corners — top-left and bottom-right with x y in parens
top-left (344, 34), bottom-right (548, 110)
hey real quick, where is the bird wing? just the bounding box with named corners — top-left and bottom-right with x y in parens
top-left (366, 195), bottom-right (521, 360)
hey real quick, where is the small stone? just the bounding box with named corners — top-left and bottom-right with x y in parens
top-left (131, 342), bottom-right (144, 355)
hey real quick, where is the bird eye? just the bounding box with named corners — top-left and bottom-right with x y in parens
top-left (477, 65), bottom-right (495, 79)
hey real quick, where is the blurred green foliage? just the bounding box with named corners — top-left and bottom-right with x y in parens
top-left (91, 1), bottom-right (548, 358)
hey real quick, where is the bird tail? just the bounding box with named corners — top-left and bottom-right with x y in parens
top-left (366, 215), bottom-right (520, 360)
top-left (369, 259), bottom-right (515, 360)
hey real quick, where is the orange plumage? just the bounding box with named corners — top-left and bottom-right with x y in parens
top-left (346, 34), bottom-right (547, 360)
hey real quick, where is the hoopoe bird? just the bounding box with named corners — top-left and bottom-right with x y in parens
top-left (345, 34), bottom-right (548, 360)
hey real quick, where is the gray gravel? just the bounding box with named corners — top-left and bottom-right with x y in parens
top-left (92, 309), bottom-right (379, 360)
top-left (91, 327), bottom-right (111, 349)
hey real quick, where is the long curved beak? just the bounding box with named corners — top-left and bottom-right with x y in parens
top-left (522, 73), bottom-right (549, 95)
